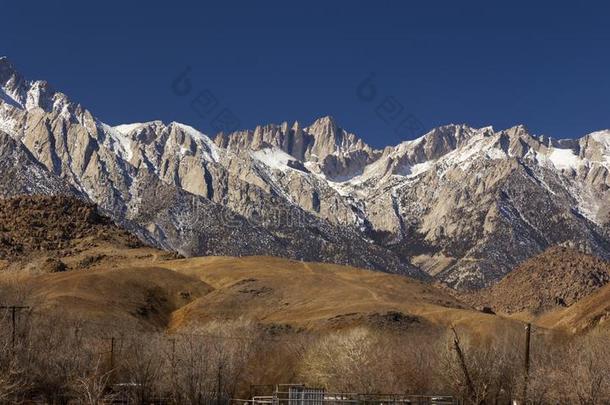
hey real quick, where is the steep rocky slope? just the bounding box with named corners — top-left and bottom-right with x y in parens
top-left (0, 131), bottom-right (76, 197)
top-left (0, 195), bottom-right (142, 259)
top-left (463, 246), bottom-right (610, 315)
top-left (0, 195), bottom-right (176, 275)
top-left (537, 281), bottom-right (610, 333)
top-left (1, 56), bottom-right (610, 287)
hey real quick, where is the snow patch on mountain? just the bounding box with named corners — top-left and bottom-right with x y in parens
top-left (548, 148), bottom-right (580, 170)
top-left (114, 123), bottom-right (148, 135)
top-left (392, 134), bottom-right (426, 153)
top-left (437, 133), bottom-right (496, 172)
top-left (486, 147), bottom-right (507, 160)
top-left (396, 161), bottom-right (433, 178)
top-left (251, 147), bottom-right (296, 172)
top-left (25, 81), bottom-right (45, 110)
top-left (101, 123), bottom-right (134, 161)
top-left (576, 192), bottom-right (602, 224)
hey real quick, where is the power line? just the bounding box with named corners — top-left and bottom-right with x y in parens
top-left (522, 323), bottom-right (532, 402)
top-left (40, 316), bottom-right (292, 343)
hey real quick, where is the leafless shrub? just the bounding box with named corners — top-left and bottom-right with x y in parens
top-left (246, 332), bottom-right (312, 389)
top-left (118, 333), bottom-right (166, 403)
top-left (299, 327), bottom-right (380, 393)
top-left (16, 316), bottom-right (93, 403)
top-left (0, 342), bottom-right (27, 403)
top-left (383, 331), bottom-right (444, 395)
top-left (527, 331), bottom-right (610, 404)
top-left (299, 327), bottom-right (445, 395)
top-left (167, 331), bottom-right (215, 404)
top-left (567, 333), bottom-right (610, 404)
top-left (165, 318), bottom-right (262, 404)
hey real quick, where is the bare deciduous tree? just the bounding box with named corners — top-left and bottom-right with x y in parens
top-left (439, 327), bottom-right (522, 405)
top-left (71, 358), bottom-right (114, 405)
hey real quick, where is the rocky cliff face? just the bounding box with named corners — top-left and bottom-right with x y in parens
top-left (1, 56), bottom-right (609, 288)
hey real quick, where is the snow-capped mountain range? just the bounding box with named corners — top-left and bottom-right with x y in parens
top-left (1, 56), bottom-right (609, 288)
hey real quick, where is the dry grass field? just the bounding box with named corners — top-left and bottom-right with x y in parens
top-left (3, 252), bottom-right (526, 337)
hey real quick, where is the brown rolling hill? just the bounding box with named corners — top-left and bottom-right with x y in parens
top-left (463, 246), bottom-right (610, 317)
top-left (25, 266), bottom-right (213, 331)
top-left (15, 255), bottom-right (523, 336)
top-left (151, 256), bottom-right (521, 334)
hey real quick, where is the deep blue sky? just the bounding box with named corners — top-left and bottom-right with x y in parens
top-left (2, 1), bottom-right (610, 147)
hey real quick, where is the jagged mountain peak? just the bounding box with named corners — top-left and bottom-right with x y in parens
top-left (0, 56), bottom-right (18, 81)
top-left (304, 116), bottom-right (374, 161)
top-left (0, 57), bottom-right (28, 107)
top-left (306, 115), bottom-right (338, 134)
top-left (504, 123), bottom-right (530, 135)
top-left (313, 114), bottom-right (337, 124)
top-left (385, 123), bottom-right (488, 161)
top-left (213, 115), bottom-right (376, 167)
top-left (0, 60), bottom-right (90, 129)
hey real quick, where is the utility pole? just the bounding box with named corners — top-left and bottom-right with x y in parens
top-left (0, 305), bottom-right (30, 350)
top-left (169, 338), bottom-right (176, 365)
top-left (522, 323), bottom-right (532, 403)
top-left (169, 338), bottom-right (177, 395)
top-left (217, 362), bottom-right (223, 405)
top-left (110, 337), bottom-right (115, 370)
